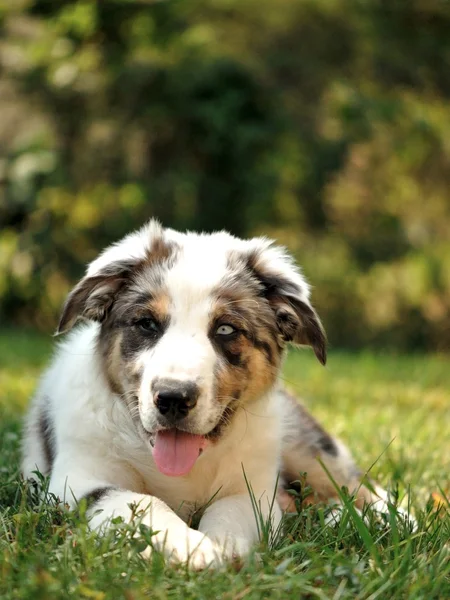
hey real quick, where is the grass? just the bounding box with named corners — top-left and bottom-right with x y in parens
top-left (1, 329), bottom-right (449, 599)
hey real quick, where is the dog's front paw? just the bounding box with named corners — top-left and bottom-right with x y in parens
top-left (211, 535), bottom-right (252, 561)
top-left (149, 527), bottom-right (224, 569)
top-left (176, 528), bottom-right (224, 570)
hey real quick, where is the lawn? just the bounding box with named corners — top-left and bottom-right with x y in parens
top-left (1, 329), bottom-right (449, 599)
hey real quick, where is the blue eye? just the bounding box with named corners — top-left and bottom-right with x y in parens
top-left (137, 318), bottom-right (159, 334)
top-left (216, 324), bottom-right (236, 336)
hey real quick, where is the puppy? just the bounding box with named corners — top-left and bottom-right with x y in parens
top-left (22, 220), bottom-right (385, 568)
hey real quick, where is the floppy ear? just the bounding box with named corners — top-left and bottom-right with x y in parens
top-left (246, 240), bottom-right (327, 365)
top-left (56, 259), bottom-right (137, 334)
top-left (57, 218), bottom-right (169, 334)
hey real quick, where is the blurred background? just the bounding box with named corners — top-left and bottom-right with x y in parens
top-left (1, 0), bottom-right (449, 351)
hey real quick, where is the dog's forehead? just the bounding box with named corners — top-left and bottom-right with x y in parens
top-left (162, 231), bottom-right (248, 306)
top-left (118, 229), bottom-right (253, 317)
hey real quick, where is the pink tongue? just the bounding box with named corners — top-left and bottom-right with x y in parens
top-left (152, 430), bottom-right (207, 477)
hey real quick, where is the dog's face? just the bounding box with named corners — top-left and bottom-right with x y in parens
top-left (58, 221), bottom-right (326, 475)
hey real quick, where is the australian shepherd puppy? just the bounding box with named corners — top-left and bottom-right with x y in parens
top-left (22, 220), bottom-right (387, 568)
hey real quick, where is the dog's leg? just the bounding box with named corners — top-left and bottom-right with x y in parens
top-left (86, 489), bottom-right (224, 568)
top-left (279, 390), bottom-right (384, 512)
top-left (198, 493), bottom-right (282, 559)
top-left (48, 456), bottom-right (223, 569)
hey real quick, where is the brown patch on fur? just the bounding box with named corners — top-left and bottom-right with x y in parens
top-left (214, 336), bottom-right (276, 405)
top-left (212, 286), bottom-right (283, 363)
top-left (279, 481), bottom-right (383, 513)
top-left (58, 267), bottom-right (133, 334)
top-left (97, 286), bottom-right (172, 402)
top-left (242, 249), bottom-right (327, 365)
top-left (279, 390), bottom-right (383, 512)
top-left (242, 337), bottom-right (277, 398)
top-left (144, 291), bottom-right (170, 322)
top-left (146, 236), bottom-right (177, 267)
top-left (211, 329), bottom-right (280, 447)
top-left (98, 329), bottom-right (124, 395)
top-left (210, 291), bottom-right (284, 411)
top-left (57, 233), bottom-right (178, 335)
top-left (206, 272), bottom-right (289, 441)
top-left (90, 234), bottom-right (175, 398)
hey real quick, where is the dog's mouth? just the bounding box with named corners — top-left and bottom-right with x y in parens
top-left (150, 429), bottom-right (210, 477)
top-left (144, 405), bottom-right (236, 478)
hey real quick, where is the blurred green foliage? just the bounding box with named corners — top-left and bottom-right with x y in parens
top-left (1, 0), bottom-right (449, 350)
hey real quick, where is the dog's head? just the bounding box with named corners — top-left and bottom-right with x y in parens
top-left (57, 220), bottom-right (326, 475)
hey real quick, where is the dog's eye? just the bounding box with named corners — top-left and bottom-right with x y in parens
top-left (137, 318), bottom-right (159, 334)
top-left (216, 324), bottom-right (236, 336)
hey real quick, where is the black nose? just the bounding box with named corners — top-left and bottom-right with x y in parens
top-left (153, 379), bottom-right (199, 422)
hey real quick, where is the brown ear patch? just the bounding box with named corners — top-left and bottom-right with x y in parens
top-left (57, 260), bottom-right (136, 334)
top-left (147, 236), bottom-right (176, 267)
top-left (244, 250), bottom-right (327, 365)
top-left (57, 274), bottom-right (125, 334)
top-left (274, 303), bottom-right (300, 343)
top-left (57, 235), bottom-right (178, 335)
top-left (284, 298), bottom-right (327, 366)
top-left (274, 299), bottom-right (327, 365)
